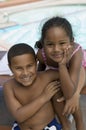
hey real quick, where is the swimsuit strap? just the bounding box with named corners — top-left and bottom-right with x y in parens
top-left (41, 48), bottom-right (47, 65)
top-left (41, 48), bottom-right (58, 70)
top-left (71, 44), bottom-right (81, 57)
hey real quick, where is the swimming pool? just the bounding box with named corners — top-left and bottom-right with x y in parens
top-left (0, 3), bottom-right (86, 50)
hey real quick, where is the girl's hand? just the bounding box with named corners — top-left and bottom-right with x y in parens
top-left (59, 45), bottom-right (73, 65)
top-left (56, 80), bottom-right (65, 101)
top-left (57, 96), bottom-right (65, 102)
top-left (42, 81), bottom-right (60, 102)
top-left (62, 92), bottom-right (80, 116)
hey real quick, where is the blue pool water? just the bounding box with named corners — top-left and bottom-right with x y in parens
top-left (0, 4), bottom-right (86, 50)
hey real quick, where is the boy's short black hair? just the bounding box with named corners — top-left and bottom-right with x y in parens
top-left (8, 43), bottom-right (36, 65)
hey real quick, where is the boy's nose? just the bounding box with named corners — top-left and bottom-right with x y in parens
top-left (23, 69), bottom-right (28, 75)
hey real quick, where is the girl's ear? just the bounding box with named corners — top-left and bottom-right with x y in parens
top-left (36, 58), bottom-right (38, 62)
top-left (72, 37), bottom-right (74, 42)
top-left (36, 58), bottom-right (39, 65)
top-left (71, 37), bottom-right (74, 42)
top-left (70, 37), bottom-right (74, 46)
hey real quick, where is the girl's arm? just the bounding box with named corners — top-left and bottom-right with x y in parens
top-left (62, 65), bottom-right (85, 115)
top-left (58, 46), bottom-right (83, 99)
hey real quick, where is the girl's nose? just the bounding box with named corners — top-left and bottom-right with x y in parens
top-left (54, 44), bottom-right (60, 51)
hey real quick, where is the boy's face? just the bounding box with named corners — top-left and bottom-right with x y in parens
top-left (44, 27), bottom-right (73, 63)
top-left (10, 54), bottom-right (37, 87)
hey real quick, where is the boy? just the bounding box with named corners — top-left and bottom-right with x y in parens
top-left (3, 43), bottom-right (63, 130)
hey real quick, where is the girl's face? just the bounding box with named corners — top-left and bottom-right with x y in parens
top-left (44, 27), bottom-right (73, 63)
top-left (10, 54), bottom-right (37, 87)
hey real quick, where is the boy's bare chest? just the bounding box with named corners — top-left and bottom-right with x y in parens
top-left (14, 82), bottom-right (46, 105)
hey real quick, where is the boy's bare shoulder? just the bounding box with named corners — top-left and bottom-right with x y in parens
top-left (3, 78), bottom-right (15, 89)
top-left (38, 69), bottom-right (59, 80)
top-left (38, 69), bottom-right (53, 75)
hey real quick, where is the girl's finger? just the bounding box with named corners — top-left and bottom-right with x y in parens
top-left (57, 97), bottom-right (65, 102)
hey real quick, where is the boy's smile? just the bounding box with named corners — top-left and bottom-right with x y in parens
top-left (10, 54), bottom-right (37, 87)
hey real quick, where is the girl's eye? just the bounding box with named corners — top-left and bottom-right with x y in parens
top-left (60, 42), bottom-right (66, 45)
top-left (47, 44), bottom-right (53, 46)
top-left (46, 43), bottom-right (54, 46)
top-left (28, 65), bottom-right (32, 68)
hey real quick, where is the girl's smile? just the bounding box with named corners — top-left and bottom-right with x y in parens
top-left (44, 27), bottom-right (71, 63)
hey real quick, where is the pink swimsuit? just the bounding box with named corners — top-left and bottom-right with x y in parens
top-left (82, 49), bottom-right (86, 67)
top-left (41, 45), bottom-right (86, 69)
top-left (41, 48), bottom-right (58, 70)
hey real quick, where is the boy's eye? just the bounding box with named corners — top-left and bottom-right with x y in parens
top-left (15, 67), bottom-right (22, 71)
top-left (28, 63), bottom-right (34, 68)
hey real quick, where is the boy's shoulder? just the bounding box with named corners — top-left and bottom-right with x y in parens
top-left (38, 69), bottom-right (54, 75)
top-left (4, 78), bottom-right (16, 89)
top-left (3, 78), bottom-right (16, 95)
top-left (38, 69), bottom-right (58, 80)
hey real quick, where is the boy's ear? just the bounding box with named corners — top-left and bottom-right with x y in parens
top-left (8, 64), bottom-right (12, 71)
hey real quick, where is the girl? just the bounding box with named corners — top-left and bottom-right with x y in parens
top-left (35, 16), bottom-right (86, 130)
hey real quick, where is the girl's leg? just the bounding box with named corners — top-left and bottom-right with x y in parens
top-left (73, 107), bottom-right (85, 130)
top-left (81, 86), bottom-right (86, 94)
top-left (52, 92), bottom-right (71, 130)
top-left (73, 67), bottom-right (85, 130)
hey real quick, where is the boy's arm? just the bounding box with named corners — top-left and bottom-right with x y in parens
top-left (3, 81), bottom-right (58, 123)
